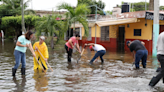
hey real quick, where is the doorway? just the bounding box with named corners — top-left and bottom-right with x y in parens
top-left (117, 26), bottom-right (125, 52)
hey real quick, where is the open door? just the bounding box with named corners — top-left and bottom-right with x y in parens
top-left (117, 26), bottom-right (125, 52)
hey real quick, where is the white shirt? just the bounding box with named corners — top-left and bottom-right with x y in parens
top-left (92, 44), bottom-right (106, 51)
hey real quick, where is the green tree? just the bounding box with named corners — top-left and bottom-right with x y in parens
top-left (106, 11), bottom-right (112, 15)
top-left (35, 15), bottom-right (67, 49)
top-left (149, 0), bottom-right (154, 10)
top-left (78, 0), bottom-right (105, 15)
top-left (130, 2), bottom-right (149, 11)
top-left (0, 0), bottom-right (35, 18)
top-left (1, 15), bottom-right (41, 39)
top-left (160, 6), bottom-right (164, 10)
top-left (57, 3), bottom-right (90, 38)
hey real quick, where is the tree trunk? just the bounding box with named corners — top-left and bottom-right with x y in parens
top-left (21, 0), bottom-right (26, 34)
top-left (50, 36), bottom-right (54, 49)
top-left (149, 0), bottom-right (154, 10)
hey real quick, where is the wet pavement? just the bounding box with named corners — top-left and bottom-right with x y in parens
top-left (0, 40), bottom-right (164, 92)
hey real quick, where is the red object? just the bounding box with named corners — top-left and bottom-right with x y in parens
top-left (89, 46), bottom-right (93, 50)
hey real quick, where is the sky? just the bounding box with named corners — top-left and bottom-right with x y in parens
top-left (27, 0), bottom-right (164, 11)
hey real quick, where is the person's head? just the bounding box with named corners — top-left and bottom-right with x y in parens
top-left (39, 36), bottom-right (45, 44)
top-left (25, 31), bottom-right (34, 40)
top-left (89, 45), bottom-right (93, 51)
top-left (75, 34), bottom-right (80, 40)
top-left (126, 41), bottom-right (131, 48)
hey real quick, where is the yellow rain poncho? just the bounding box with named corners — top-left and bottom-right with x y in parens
top-left (33, 41), bottom-right (49, 70)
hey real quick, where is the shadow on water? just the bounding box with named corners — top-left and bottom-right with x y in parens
top-left (0, 40), bottom-right (164, 92)
top-left (12, 76), bottom-right (26, 92)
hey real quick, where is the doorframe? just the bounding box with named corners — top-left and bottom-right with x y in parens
top-left (117, 25), bottom-right (125, 52)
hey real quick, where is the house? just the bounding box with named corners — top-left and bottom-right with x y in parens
top-left (65, 11), bottom-right (164, 54)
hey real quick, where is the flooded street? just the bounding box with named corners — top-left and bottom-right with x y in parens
top-left (0, 40), bottom-right (164, 92)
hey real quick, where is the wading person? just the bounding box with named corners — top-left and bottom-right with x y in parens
top-left (126, 40), bottom-right (148, 69)
top-left (85, 43), bottom-right (106, 65)
top-left (33, 36), bottom-right (49, 71)
top-left (12, 31), bottom-right (36, 76)
top-left (65, 34), bottom-right (81, 62)
top-left (149, 32), bottom-right (164, 87)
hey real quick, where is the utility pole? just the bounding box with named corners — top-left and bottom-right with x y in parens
top-left (21, 0), bottom-right (26, 34)
top-left (88, 5), bottom-right (103, 44)
top-left (145, 0), bottom-right (147, 11)
top-left (31, 0), bottom-right (33, 9)
top-left (152, 0), bottom-right (159, 56)
top-left (95, 4), bottom-right (97, 44)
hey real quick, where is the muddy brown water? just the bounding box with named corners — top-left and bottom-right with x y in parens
top-left (0, 40), bottom-right (164, 92)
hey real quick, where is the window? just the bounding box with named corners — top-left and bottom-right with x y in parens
top-left (101, 26), bottom-right (109, 41)
top-left (134, 29), bottom-right (141, 36)
top-left (74, 28), bottom-right (80, 35)
top-left (87, 27), bottom-right (92, 41)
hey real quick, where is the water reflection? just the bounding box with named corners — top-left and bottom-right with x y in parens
top-left (1, 41), bottom-right (164, 91)
top-left (12, 76), bottom-right (26, 92)
top-left (67, 62), bottom-right (74, 69)
top-left (32, 69), bottom-right (49, 92)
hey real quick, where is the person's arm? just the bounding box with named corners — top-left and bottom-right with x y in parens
top-left (28, 43), bottom-right (36, 57)
top-left (68, 39), bottom-right (74, 48)
top-left (16, 41), bottom-right (28, 47)
top-left (132, 51), bottom-right (136, 61)
top-left (85, 43), bottom-right (95, 46)
top-left (33, 42), bottom-right (37, 51)
top-left (76, 43), bottom-right (81, 53)
top-left (141, 41), bottom-right (145, 45)
top-left (44, 44), bottom-right (49, 62)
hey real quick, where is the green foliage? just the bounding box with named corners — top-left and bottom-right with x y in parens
top-left (119, 1), bottom-right (149, 12)
top-left (0, 0), bottom-right (35, 18)
top-left (105, 11), bottom-right (112, 15)
top-left (35, 14), bottom-right (68, 48)
top-left (1, 15), bottom-right (40, 28)
top-left (1, 15), bottom-right (41, 39)
top-left (160, 6), bottom-right (164, 10)
top-left (57, 3), bottom-right (90, 37)
top-left (78, 0), bottom-right (105, 15)
top-left (24, 9), bottom-right (36, 15)
top-left (131, 2), bottom-right (149, 11)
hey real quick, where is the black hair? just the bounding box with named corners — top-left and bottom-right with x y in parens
top-left (75, 34), bottom-right (80, 37)
top-left (25, 31), bottom-right (33, 40)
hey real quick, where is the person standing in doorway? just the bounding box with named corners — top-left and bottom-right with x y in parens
top-left (126, 40), bottom-right (148, 69)
top-left (149, 32), bottom-right (164, 87)
top-left (12, 31), bottom-right (36, 76)
top-left (85, 43), bottom-right (106, 65)
top-left (65, 34), bottom-right (81, 62)
top-left (33, 36), bottom-right (49, 71)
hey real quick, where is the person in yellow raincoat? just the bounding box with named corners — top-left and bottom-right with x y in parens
top-left (33, 36), bottom-right (49, 70)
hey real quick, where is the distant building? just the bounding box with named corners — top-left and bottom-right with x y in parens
top-left (35, 10), bottom-right (66, 17)
top-left (112, 5), bottom-right (121, 16)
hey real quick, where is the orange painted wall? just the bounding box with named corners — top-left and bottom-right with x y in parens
top-left (82, 25), bottom-right (118, 39)
top-left (125, 18), bottom-right (153, 40)
top-left (82, 18), bottom-right (154, 40)
top-left (81, 25), bottom-right (101, 38)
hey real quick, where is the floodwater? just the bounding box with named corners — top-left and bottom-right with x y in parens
top-left (0, 40), bottom-right (164, 92)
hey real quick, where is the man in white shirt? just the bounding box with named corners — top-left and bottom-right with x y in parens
top-left (149, 31), bottom-right (164, 87)
top-left (85, 43), bottom-right (106, 65)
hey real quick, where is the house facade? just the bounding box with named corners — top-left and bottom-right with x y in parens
top-left (66, 11), bottom-right (164, 54)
